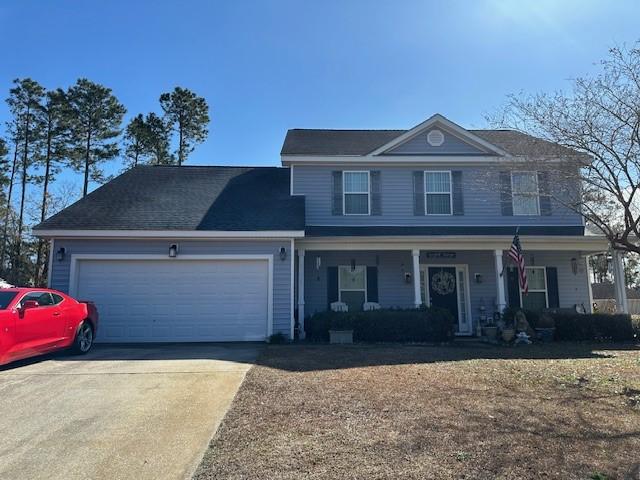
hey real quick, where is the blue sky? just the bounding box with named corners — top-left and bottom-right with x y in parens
top-left (2, 0), bottom-right (640, 191)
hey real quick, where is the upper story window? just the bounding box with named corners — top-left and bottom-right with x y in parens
top-left (343, 171), bottom-right (370, 215)
top-left (512, 172), bottom-right (540, 215)
top-left (424, 171), bottom-right (452, 215)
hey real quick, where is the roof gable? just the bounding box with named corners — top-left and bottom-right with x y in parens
top-left (369, 114), bottom-right (508, 156)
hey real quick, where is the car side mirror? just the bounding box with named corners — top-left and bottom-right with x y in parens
top-left (18, 300), bottom-right (39, 318)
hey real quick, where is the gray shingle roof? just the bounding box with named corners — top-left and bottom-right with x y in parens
top-left (280, 128), bottom-right (584, 157)
top-left (34, 166), bottom-right (305, 231)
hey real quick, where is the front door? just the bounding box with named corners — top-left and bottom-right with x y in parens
top-left (427, 266), bottom-right (459, 319)
top-left (422, 265), bottom-right (472, 335)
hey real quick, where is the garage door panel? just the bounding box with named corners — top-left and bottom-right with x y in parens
top-left (76, 259), bottom-right (269, 343)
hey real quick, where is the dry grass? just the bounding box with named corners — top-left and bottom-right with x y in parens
top-left (193, 344), bottom-right (640, 480)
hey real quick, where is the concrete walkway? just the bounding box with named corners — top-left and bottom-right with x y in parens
top-left (0, 343), bottom-right (261, 480)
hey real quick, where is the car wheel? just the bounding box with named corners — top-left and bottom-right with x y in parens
top-left (72, 322), bottom-right (94, 355)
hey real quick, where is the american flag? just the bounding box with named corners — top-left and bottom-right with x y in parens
top-left (508, 232), bottom-right (528, 294)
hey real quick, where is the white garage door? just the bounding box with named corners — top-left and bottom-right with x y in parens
top-left (74, 258), bottom-right (270, 343)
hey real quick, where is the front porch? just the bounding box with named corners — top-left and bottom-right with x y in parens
top-left (294, 234), bottom-right (618, 338)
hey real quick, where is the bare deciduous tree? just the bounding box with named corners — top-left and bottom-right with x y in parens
top-left (488, 43), bottom-right (640, 254)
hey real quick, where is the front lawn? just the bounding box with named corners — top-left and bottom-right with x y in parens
top-left (193, 344), bottom-right (640, 480)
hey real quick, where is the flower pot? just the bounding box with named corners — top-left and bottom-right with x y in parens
top-left (501, 328), bottom-right (516, 343)
top-left (483, 326), bottom-right (499, 340)
top-left (535, 327), bottom-right (555, 342)
top-left (329, 329), bottom-right (353, 344)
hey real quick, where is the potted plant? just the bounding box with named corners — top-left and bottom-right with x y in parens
top-left (534, 313), bottom-right (556, 342)
top-left (329, 314), bottom-right (354, 344)
top-left (482, 320), bottom-right (499, 341)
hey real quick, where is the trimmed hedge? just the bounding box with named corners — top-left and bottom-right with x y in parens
top-left (305, 307), bottom-right (455, 343)
top-left (551, 312), bottom-right (635, 342)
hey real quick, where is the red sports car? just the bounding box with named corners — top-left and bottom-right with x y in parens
top-left (0, 288), bottom-right (99, 366)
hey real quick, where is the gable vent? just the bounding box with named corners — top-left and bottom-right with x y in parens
top-left (427, 129), bottom-right (445, 146)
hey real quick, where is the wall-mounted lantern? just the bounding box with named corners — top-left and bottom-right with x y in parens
top-left (475, 273), bottom-right (483, 284)
top-left (571, 257), bottom-right (578, 275)
top-left (56, 247), bottom-right (66, 262)
top-left (169, 244), bottom-right (178, 258)
top-left (404, 272), bottom-right (412, 284)
top-left (350, 259), bottom-right (356, 272)
top-left (279, 247), bottom-right (287, 261)
top-left (315, 256), bottom-right (321, 271)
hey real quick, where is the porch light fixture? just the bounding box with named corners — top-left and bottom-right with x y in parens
top-left (404, 272), bottom-right (412, 284)
top-left (168, 244), bottom-right (178, 258)
top-left (279, 247), bottom-right (287, 261)
top-left (350, 259), bottom-right (356, 272)
top-left (475, 273), bottom-right (482, 284)
top-left (571, 257), bottom-right (578, 275)
top-left (315, 256), bottom-right (321, 271)
top-left (56, 247), bottom-right (66, 262)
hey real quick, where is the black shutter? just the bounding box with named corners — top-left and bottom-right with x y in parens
top-left (413, 171), bottom-right (425, 215)
top-left (507, 267), bottom-right (521, 308)
top-left (327, 266), bottom-right (339, 309)
top-left (366, 266), bottom-right (378, 303)
top-left (500, 171), bottom-right (513, 216)
top-left (546, 266), bottom-right (559, 308)
top-left (332, 171), bottom-right (343, 216)
top-left (452, 170), bottom-right (464, 215)
top-left (538, 171), bottom-right (552, 216)
top-left (370, 171), bottom-right (382, 216)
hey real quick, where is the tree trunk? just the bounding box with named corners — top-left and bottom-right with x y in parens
top-left (178, 120), bottom-right (184, 166)
top-left (83, 129), bottom-right (91, 197)
top-left (0, 141), bottom-right (19, 275)
top-left (34, 125), bottom-right (53, 285)
top-left (15, 108), bottom-right (30, 284)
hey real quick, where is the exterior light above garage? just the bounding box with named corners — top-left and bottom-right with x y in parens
top-left (56, 247), bottom-right (66, 261)
top-left (169, 244), bottom-right (178, 258)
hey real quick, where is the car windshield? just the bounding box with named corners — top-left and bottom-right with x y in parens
top-left (0, 291), bottom-right (18, 309)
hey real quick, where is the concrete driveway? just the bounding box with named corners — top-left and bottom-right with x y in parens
top-left (0, 343), bottom-right (261, 480)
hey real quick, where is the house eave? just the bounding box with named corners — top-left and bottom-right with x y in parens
top-left (33, 229), bottom-right (306, 240)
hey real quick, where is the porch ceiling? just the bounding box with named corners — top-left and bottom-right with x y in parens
top-left (296, 235), bottom-right (609, 253)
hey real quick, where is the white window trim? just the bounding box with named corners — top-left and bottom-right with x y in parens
top-left (338, 265), bottom-right (368, 304)
top-left (424, 170), bottom-right (453, 216)
top-left (343, 171), bottom-right (370, 216)
top-left (519, 266), bottom-right (548, 308)
top-left (511, 171), bottom-right (540, 216)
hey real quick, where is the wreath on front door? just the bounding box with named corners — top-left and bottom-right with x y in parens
top-left (431, 270), bottom-right (456, 295)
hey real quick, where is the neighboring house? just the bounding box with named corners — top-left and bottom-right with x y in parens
top-left (34, 114), bottom-right (620, 343)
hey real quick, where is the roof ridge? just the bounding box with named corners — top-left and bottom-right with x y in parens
top-left (135, 164), bottom-right (283, 169)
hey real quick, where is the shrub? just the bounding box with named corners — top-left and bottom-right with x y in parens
top-left (502, 307), bottom-right (540, 327)
top-left (305, 307), bottom-right (455, 343)
top-left (550, 312), bottom-right (634, 342)
top-left (268, 332), bottom-right (288, 344)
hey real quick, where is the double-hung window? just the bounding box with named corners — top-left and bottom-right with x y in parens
top-left (521, 266), bottom-right (548, 311)
top-left (424, 171), bottom-right (452, 215)
top-left (343, 171), bottom-right (370, 215)
top-left (512, 172), bottom-right (540, 215)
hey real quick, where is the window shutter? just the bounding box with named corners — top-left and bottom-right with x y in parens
top-left (370, 171), bottom-right (382, 216)
top-left (327, 266), bottom-right (339, 308)
top-left (538, 171), bottom-right (552, 216)
top-left (331, 171), bottom-right (343, 216)
top-left (366, 266), bottom-right (379, 303)
top-left (452, 170), bottom-right (464, 215)
top-left (507, 267), bottom-right (521, 308)
top-left (413, 171), bottom-right (425, 215)
top-left (500, 171), bottom-right (513, 216)
top-left (546, 266), bottom-right (559, 308)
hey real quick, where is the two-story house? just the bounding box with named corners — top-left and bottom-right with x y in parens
top-left (34, 114), bottom-right (620, 343)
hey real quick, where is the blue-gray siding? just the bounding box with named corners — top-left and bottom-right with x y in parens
top-left (49, 239), bottom-right (293, 337)
top-left (303, 250), bottom-right (591, 330)
top-left (386, 127), bottom-right (489, 155)
top-left (292, 164), bottom-right (583, 227)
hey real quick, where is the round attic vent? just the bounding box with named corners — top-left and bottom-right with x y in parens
top-left (427, 129), bottom-right (445, 147)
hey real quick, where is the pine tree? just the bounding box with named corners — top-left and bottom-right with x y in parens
top-left (6, 78), bottom-right (45, 284)
top-left (123, 114), bottom-right (149, 169)
top-left (159, 87), bottom-right (209, 165)
top-left (144, 113), bottom-right (174, 165)
top-left (66, 79), bottom-right (126, 196)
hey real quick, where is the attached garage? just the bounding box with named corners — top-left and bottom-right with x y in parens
top-left (71, 256), bottom-right (272, 343)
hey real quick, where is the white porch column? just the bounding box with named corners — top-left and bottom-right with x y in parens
top-left (412, 249), bottom-right (421, 307)
top-left (494, 249), bottom-right (507, 312)
top-left (611, 248), bottom-right (629, 313)
top-left (297, 249), bottom-right (306, 339)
